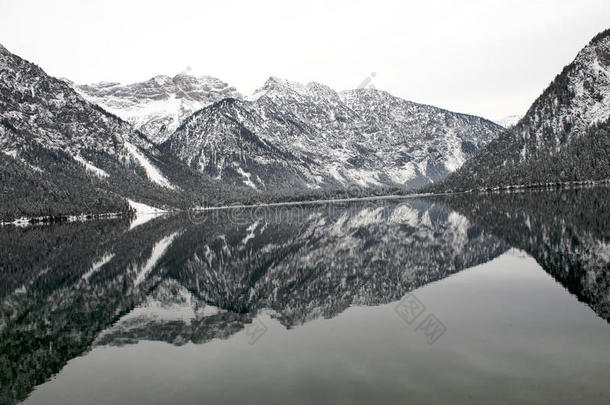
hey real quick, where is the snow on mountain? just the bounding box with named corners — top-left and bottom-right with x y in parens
top-left (493, 114), bottom-right (522, 128)
top-left (0, 43), bottom-right (222, 220)
top-left (438, 29), bottom-right (610, 191)
top-left (165, 76), bottom-right (503, 192)
top-left (73, 154), bottom-right (109, 178)
top-left (75, 74), bottom-right (241, 144)
top-left (124, 142), bottom-right (175, 189)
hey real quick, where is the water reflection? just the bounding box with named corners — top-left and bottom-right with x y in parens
top-left (440, 187), bottom-right (610, 322)
top-left (1, 188), bottom-right (609, 404)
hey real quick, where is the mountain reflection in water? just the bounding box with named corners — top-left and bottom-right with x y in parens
top-left (1, 187), bottom-right (609, 405)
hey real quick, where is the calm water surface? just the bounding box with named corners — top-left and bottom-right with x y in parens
top-left (1, 188), bottom-right (609, 404)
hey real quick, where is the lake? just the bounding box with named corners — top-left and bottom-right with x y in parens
top-left (1, 187), bottom-right (609, 404)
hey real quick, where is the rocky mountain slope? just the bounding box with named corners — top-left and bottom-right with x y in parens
top-left (0, 43), bottom-right (230, 221)
top-left (74, 74), bottom-right (241, 144)
top-left (435, 29), bottom-right (610, 191)
top-left (164, 77), bottom-right (503, 192)
top-left (1, 39), bottom-right (503, 218)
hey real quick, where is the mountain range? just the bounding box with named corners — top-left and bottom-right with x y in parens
top-left (163, 77), bottom-right (502, 191)
top-left (73, 74), bottom-right (241, 144)
top-left (0, 43), bottom-right (247, 221)
top-left (76, 74), bottom-right (503, 191)
top-left (0, 42), bottom-right (502, 220)
top-left (1, 29), bottom-right (609, 221)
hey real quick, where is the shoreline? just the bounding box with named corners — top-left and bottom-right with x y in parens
top-left (2, 179), bottom-right (608, 227)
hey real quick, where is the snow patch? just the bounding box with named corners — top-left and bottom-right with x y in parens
top-left (14, 285), bottom-right (26, 295)
top-left (493, 115), bottom-right (522, 128)
top-left (2, 149), bottom-right (17, 158)
top-left (127, 199), bottom-right (168, 230)
top-left (127, 199), bottom-right (166, 214)
top-left (241, 220), bottom-right (260, 245)
top-left (236, 167), bottom-right (258, 190)
top-left (74, 155), bottom-right (109, 178)
top-left (3, 150), bottom-right (44, 173)
top-left (386, 164), bottom-right (418, 184)
top-left (124, 142), bottom-right (175, 189)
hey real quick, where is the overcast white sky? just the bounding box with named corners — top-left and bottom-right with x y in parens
top-left (0, 0), bottom-right (608, 119)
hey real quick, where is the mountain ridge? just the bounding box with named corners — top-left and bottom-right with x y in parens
top-left (163, 75), bottom-right (503, 193)
top-left (0, 42), bottom-right (234, 221)
top-left (75, 73), bottom-right (242, 144)
top-left (432, 29), bottom-right (610, 192)
top-left (8, 27), bottom-right (606, 220)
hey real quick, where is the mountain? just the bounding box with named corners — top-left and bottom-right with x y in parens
top-left (163, 77), bottom-right (503, 193)
top-left (0, 40), bottom-right (501, 219)
top-left (0, 43), bottom-right (227, 222)
top-left (435, 29), bottom-right (610, 192)
top-left (74, 74), bottom-right (241, 144)
top-left (493, 114), bottom-right (521, 128)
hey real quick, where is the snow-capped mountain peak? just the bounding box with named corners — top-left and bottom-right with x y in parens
top-left (74, 73), bottom-right (242, 143)
top-left (492, 114), bottom-right (522, 128)
top-left (0, 42), bottom-right (227, 220)
top-left (306, 81), bottom-right (342, 101)
top-left (247, 76), bottom-right (312, 101)
top-left (167, 75), bottom-right (503, 191)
